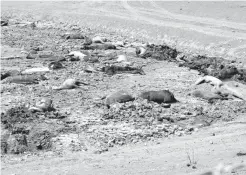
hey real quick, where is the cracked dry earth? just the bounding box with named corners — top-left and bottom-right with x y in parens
top-left (1, 1), bottom-right (246, 175)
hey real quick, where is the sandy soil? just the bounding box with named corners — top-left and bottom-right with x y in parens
top-left (2, 1), bottom-right (246, 60)
top-left (1, 1), bottom-right (246, 175)
top-left (2, 119), bottom-right (246, 175)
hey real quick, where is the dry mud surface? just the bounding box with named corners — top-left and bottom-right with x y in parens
top-left (1, 2), bottom-right (246, 175)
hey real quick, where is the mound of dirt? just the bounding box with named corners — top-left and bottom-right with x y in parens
top-left (1, 106), bottom-right (67, 154)
top-left (139, 44), bottom-right (178, 61)
top-left (140, 44), bottom-right (246, 84)
top-left (179, 55), bottom-right (246, 82)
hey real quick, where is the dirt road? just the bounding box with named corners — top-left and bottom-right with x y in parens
top-left (2, 117), bottom-right (246, 175)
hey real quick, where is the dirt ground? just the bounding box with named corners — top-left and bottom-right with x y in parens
top-left (1, 1), bottom-right (246, 175)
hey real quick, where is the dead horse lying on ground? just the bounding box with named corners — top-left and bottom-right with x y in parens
top-left (105, 90), bottom-right (135, 108)
top-left (2, 74), bottom-right (47, 84)
top-left (139, 90), bottom-right (178, 103)
top-left (101, 65), bottom-right (146, 75)
top-left (82, 43), bottom-right (117, 50)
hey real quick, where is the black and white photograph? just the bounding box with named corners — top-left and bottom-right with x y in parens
top-left (1, 1), bottom-right (246, 174)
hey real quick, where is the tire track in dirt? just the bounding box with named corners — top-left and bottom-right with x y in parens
top-left (120, 1), bottom-right (246, 58)
top-left (121, 1), bottom-right (246, 40)
top-left (148, 1), bottom-right (246, 58)
top-left (149, 1), bottom-right (246, 31)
